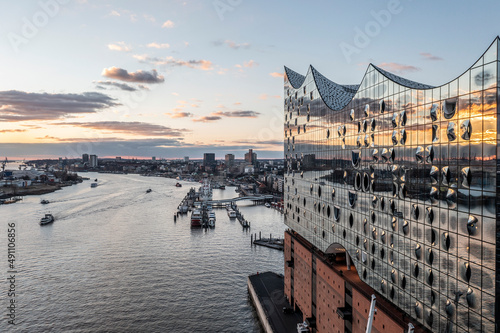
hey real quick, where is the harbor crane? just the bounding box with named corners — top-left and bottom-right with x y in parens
top-left (1, 157), bottom-right (8, 172)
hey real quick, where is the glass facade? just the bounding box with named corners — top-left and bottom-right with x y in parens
top-left (284, 38), bottom-right (499, 332)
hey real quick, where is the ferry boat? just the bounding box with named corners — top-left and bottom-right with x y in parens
top-left (40, 213), bottom-right (54, 225)
top-left (91, 182), bottom-right (98, 188)
top-left (227, 210), bottom-right (237, 218)
top-left (190, 210), bottom-right (202, 227)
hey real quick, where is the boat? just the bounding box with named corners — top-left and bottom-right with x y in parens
top-left (178, 205), bottom-right (188, 214)
top-left (265, 202), bottom-right (271, 208)
top-left (146, 189), bottom-right (152, 193)
top-left (227, 210), bottom-right (237, 218)
top-left (40, 199), bottom-right (50, 204)
top-left (209, 210), bottom-right (216, 221)
top-left (94, 178), bottom-right (98, 181)
top-left (175, 183), bottom-right (182, 187)
top-left (219, 185), bottom-right (225, 190)
top-left (91, 182), bottom-right (98, 188)
top-left (40, 213), bottom-right (54, 225)
top-left (190, 210), bottom-right (202, 227)
top-left (208, 217), bottom-right (215, 228)
top-left (199, 178), bottom-right (212, 201)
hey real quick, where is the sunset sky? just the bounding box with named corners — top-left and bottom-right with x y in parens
top-left (1, 0), bottom-right (499, 160)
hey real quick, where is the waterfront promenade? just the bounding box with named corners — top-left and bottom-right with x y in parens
top-left (248, 272), bottom-right (302, 333)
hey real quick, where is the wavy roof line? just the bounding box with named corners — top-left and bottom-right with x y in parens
top-left (284, 66), bottom-right (305, 89)
top-left (310, 66), bottom-right (360, 111)
top-left (371, 64), bottom-right (435, 89)
top-left (284, 36), bottom-right (499, 111)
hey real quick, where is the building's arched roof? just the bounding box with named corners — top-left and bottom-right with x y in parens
top-left (284, 37), bottom-right (499, 111)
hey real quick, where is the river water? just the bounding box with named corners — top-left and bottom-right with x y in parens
top-left (1, 173), bottom-right (285, 332)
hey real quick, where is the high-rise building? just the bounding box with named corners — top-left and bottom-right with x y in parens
top-left (245, 149), bottom-right (257, 165)
top-left (225, 153), bottom-right (235, 167)
top-left (184, 156), bottom-right (189, 162)
top-left (203, 153), bottom-right (215, 166)
top-left (89, 155), bottom-right (98, 168)
top-left (82, 154), bottom-right (89, 163)
top-left (283, 38), bottom-right (500, 332)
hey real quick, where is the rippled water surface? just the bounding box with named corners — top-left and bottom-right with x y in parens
top-left (2, 173), bottom-right (285, 332)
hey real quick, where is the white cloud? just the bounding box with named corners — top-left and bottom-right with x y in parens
top-left (162, 20), bottom-right (175, 28)
top-left (108, 41), bottom-right (132, 52)
top-left (147, 42), bottom-right (170, 49)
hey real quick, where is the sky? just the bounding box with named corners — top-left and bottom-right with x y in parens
top-left (0, 0), bottom-right (499, 160)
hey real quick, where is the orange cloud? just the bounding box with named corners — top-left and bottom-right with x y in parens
top-left (269, 72), bottom-right (284, 78)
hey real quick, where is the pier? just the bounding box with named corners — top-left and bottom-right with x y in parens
top-left (252, 232), bottom-right (284, 251)
top-left (231, 203), bottom-right (250, 228)
top-left (248, 272), bottom-right (302, 333)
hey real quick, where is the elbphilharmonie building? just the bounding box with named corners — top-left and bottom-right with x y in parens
top-left (283, 38), bottom-right (499, 332)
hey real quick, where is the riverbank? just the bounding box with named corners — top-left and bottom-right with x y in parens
top-left (0, 181), bottom-right (81, 199)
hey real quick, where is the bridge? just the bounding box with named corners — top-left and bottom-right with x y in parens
top-left (207, 195), bottom-right (274, 205)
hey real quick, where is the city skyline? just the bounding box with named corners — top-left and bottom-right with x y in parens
top-left (1, 0), bottom-right (500, 160)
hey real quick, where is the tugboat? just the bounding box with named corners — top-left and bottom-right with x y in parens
top-left (40, 213), bottom-right (54, 225)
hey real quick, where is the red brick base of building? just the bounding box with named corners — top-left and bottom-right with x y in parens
top-left (284, 230), bottom-right (430, 333)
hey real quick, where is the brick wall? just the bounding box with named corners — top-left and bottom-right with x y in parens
top-left (351, 289), bottom-right (403, 333)
top-left (316, 260), bottom-right (345, 333)
top-left (284, 231), bottom-right (292, 302)
top-left (294, 239), bottom-right (312, 318)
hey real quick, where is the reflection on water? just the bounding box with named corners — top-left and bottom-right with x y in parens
top-left (1, 173), bottom-right (285, 332)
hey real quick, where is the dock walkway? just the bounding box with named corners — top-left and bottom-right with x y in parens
top-left (247, 272), bottom-right (302, 333)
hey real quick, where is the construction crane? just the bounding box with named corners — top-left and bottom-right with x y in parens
top-left (1, 157), bottom-right (8, 172)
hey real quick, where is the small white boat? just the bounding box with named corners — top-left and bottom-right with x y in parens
top-left (40, 213), bottom-right (54, 225)
top-left (227, 210), bottom-right (237, 218)
top-left (208, 217), bottom-right (215, 228)
top-left (265, 202), bottom-right (271, 208)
